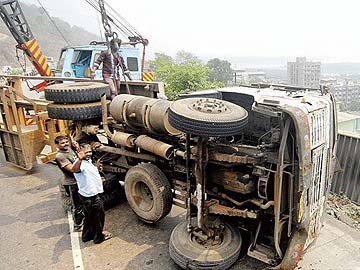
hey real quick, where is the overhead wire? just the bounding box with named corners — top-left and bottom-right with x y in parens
top-left (35, 0), bottom-right (70, 45)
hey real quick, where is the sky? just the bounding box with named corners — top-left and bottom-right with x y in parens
top-left (22, 0), bottom-right (360, 63)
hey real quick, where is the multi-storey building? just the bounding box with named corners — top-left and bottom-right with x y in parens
top-left (326, 80), bottom-right (360, 111)
top-left (287, 57), bottom-right (321, 88)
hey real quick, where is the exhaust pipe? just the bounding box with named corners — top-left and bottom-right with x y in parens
top-left (135, 135), bottom-right (174, 160)
top-left (111, 132), bottom-right (136, 148)
top-left (102, 93), bottom-right (136, 148)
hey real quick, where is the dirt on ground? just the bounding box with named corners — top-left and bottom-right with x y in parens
top-left (327, 193), bottom-right (360, 231)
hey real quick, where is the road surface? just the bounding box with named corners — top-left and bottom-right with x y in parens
top-left (0, 151), bottom-right (359, 270)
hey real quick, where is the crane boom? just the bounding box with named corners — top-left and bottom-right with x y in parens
top-left (0, 0), bottom-right (53, 77)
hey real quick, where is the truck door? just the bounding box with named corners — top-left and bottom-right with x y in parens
top-left (71, 50), bottom-right (92, 78)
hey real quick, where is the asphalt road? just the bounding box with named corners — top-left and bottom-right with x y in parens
top-left (0, 150), bottom-right (359, 270)
top-left (0, 150), bottom-right (265, 270)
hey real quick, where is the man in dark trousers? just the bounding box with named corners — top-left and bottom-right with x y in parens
top-left (55, 135), bottom-right (84, 231)
top-left (74, 143), bottom-right (112, 244)
top-left (91, 38), bottom-right (132, 99)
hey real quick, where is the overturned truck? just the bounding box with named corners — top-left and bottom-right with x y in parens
top-left (0, 79), bottom-right (338, 270)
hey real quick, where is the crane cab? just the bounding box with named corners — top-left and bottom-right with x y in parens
top-left (55, 43), bottom-right (142, 80)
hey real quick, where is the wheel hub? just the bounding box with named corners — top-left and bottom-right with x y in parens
top-left (134, 181), bottom-right (154, 211)
top-left (191, 225), bottom-right (225, 248)
top-left (191, 98), bottom-right (228, 114)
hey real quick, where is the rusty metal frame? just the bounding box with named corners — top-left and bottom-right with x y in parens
top-left (274, 117), bottom-right (291, 259)
top-left (0, 85), bottom-right (67, 169)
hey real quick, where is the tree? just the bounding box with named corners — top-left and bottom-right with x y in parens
top-left (175, 50), bottom-right (201, 65)
top-left (164, 63), bottom-right (222, 100)
top-left (149, 51), bottom-right (224, 100)
top-left (149, 53), bottom-right (173, 71)
top-left (207, 58), bottom-right (233, 84)
top-left (148, 53), bottom-right (174, 81)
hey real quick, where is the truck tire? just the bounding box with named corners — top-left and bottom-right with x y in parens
top-left (169, 220), bottom-right (242, 270)
top-left (124, 163), bottom-right (172, 224)
top-left (169, 98), bottom-right (248, 137)
top-left (45, 82), bottom-right (110, 104)
top-left (102, 176), bottom-right (125, 210)
top-left (101, 191), bottom-right (123, 210)
top-left (48, 101), bottom-right (108, 120)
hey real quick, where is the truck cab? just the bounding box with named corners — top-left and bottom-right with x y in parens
top-left (55, 43), bottom-right (142, 80)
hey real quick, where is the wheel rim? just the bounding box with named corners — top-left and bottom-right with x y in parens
top-left (189, 98), bottom-right (230, 114)
top-left (133, 181), bottom-right (154, 212)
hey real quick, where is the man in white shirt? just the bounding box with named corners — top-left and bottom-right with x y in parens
top-left (74, 144), bottom-right (112, 244)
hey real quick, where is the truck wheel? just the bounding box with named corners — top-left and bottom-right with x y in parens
top-left (48, 101), bottom-right (108, 120)
top-left (169, 220), bottom-right (242, 270)
top-left (45, 82), bottom-right (110, 103)
top-left (59, 184), bottom-right (72, 212)
top-left (169, 98), bottom-right (248, 137)
top-left (102, 176), bottom-right (125, 210)
top-left (101, 191), bottom-right (123, 210)
top-left (124, 163), bottom-right (172, 223)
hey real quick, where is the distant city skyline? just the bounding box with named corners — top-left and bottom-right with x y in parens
top-left (21, 0), bottom-right (360, 62)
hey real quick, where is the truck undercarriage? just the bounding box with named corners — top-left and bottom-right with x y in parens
top-left (0, 77), bottom-right (337, 270)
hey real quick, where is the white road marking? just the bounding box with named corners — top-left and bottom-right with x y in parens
top-left (67, 211), bottom-right (85, 270)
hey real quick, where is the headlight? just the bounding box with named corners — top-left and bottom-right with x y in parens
top-left (64, 71), bottom-right (71, 77)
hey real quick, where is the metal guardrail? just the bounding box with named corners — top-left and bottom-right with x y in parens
top-left (331, 131), bottom-right (360, 204)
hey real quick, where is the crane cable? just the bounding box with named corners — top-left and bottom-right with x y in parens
top-left (35, 0), bottom-right (70, 45)
top-left (15, 48), bottom-right (35, 89)
top-left (84, 0), bottom-right (144, 42)
top-left (85, 0), bottom-right (131, 38)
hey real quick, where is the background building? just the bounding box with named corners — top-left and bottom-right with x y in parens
top-left (232, 69), bottom-right (266, 84)
top-left (322, 79), bottom-right (360, 111)
top-left (287, 57), bottom-right (321, 88)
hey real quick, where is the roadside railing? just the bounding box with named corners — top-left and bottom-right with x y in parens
top-left (331, 131), bottom-right (360, 204)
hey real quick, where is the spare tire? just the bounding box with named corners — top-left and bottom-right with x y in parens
top-left (169, 98), bottom-right (248, 137)
top-left (48, 101), bottom-right (109, 120)
top-left (45, 82), bottom-right (110, 104)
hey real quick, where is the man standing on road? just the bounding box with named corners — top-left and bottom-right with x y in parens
top-left (74, 144), bottom-right (112, 244)
top-left (91, 38), bottom-right (132, 99)
top-left (55, 135), bottom-right (84, 231)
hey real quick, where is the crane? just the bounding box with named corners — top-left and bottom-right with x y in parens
top-left (0, 0), bottom-right (54, 91)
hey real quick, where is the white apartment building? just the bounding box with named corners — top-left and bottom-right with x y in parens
top-left (287, 57), bottom-right (321, 88)
top-left (326, 80), bottom-right (360, 111)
